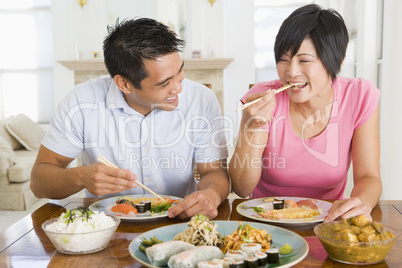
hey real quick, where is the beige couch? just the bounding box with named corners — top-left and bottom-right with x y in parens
top-left (0, 114), bottom-right (46, 210)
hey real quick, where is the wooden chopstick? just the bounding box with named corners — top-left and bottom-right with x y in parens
top-left (236, 84), bottom-right (293, 112)
top-left (97, 154), bottom-right (165, 200)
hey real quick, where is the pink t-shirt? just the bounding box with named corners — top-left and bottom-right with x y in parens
top-left (240, 77), bottom-right (380, 199)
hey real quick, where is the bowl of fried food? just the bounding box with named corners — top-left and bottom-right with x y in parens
top-left (314, 215), bottom-right (399, 265)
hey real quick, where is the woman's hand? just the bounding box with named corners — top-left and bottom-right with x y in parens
top-left (241, 90), bottom-right (276, 129)
top-left (325, 197), bottom-right (372, 222)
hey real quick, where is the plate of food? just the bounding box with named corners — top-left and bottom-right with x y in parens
top-left (236, 197), bottom-right (333, 226)
top-left (129, 215), bottom-right (308, 268)
top-left (89, 194), bottom-right (181, 221)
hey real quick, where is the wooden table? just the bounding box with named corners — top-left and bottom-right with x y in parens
top-left (1, 198), bottom-right (401, 267)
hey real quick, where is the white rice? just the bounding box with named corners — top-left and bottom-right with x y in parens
top-left (45, 210), bottom-right (117, 253)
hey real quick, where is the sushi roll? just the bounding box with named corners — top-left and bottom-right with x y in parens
top-left (240, 243), bottom-right (262, 257)
top-left (197, 259), bottom-right (223, 268)
top-left (229, 260), bottom-right (246, 268)
top-left (143, 200), bottom-right (152, 211)
top-left (274, 197), bottom-right (285, 206)
top-left (218, 258), bottom-right (233, 268)
top-left (273, 200), bottom-right (284, 210)
top-left (244, 257), bottom-right (258, 268)
top-left (135, 203), bottom-right (146, 213)
top-left (254, 252), bottom-right (267, 267)
top-left (266, 248), bottom-right (279, 264)
top-left (226, 250), bottom-right (247, 261)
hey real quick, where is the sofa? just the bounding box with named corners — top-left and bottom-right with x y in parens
top-left (0, 114), bottom-right (46, 210)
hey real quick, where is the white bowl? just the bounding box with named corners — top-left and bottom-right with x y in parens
top-left (42, 215), bottom-right (120, 254)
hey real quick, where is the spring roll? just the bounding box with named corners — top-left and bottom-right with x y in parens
top-left (146, 241), bottom-right (195, 266)
top-left (168, 246), bottom-right (225, 268)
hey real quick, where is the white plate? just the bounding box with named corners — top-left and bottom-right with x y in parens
top-left (236, 197), bottom-right (332, 226)
top-left (129, 220), bottom-right (309, 268)
top-left (89, 194), bottom-right (181, 221)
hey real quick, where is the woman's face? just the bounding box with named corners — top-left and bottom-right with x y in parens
top-left (276, 38), bottom-right (332, 104)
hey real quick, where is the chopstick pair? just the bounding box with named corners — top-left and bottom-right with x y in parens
top-left (97, 154), bottom-right (165, 201)
top-left (236, 84), bottom-right (293, 112)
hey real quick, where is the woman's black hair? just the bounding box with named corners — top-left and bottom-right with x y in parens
top-left (274, 4), bottom-right (349, 80)
top-left (103, 18), bottom-right (185, 89)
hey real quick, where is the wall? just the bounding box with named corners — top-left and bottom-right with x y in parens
top-left (223, 0), bottom-right (255, 146)
top-left (380, 0), bottom-right (402, 199)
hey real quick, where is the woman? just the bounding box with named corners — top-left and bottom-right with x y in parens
top-left (229, 4), bottom-right (381, 222)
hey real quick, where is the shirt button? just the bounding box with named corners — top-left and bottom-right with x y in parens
top-left (144, 147), bottom-right (149, 153)
top-left (145, 177), bottom-right (150, 182)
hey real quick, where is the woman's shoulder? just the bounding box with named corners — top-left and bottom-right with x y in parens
top-left (334, 77), bottom-right (378, 91)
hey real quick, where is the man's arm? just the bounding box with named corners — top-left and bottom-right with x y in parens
top-left (30, 145), bottom-right (138, 199)
top-left (167, 159), bottom-right (230, 219)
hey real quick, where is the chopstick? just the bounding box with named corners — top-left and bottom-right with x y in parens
top-left (97, 154), bottom-right (165, 200)
top-left (236, 84), bottom-right (293, 112)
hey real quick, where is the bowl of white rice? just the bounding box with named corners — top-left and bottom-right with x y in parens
top-left (42, 206), bottom-right (120, 254)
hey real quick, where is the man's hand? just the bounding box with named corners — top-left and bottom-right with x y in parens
top-left (167, 189), bottom-right (219, 220)
top-left (77, 163), bottom-right (138, 196)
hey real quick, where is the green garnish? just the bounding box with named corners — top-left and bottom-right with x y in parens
top-left (250, 206), bottom-right (265, 213)
top-left (139, 236), bottom-right (163, 252)
top-left (63, 206), bottom-right (94, 226)
top-left (279, 243), bottom-right (293, 255)
top-left (150, 203), bottom-right (172, 213)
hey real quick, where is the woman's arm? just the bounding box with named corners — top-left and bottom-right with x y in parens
top-left (229, 90), bottom-right (276, 197)
top-left (326, 106), bottom-right (381, 221)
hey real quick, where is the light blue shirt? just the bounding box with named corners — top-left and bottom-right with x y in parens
top-left (42, 76), bottom-right (228, 198)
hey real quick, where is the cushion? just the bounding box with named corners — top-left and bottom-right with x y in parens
top-left (0, 118), bottom-right (23, 150)
top-left (0, 151), bottom-right (13, 183)
top-left (7, 162), bottom-right (32, 183)
top-left (0, 135), bottom-right (17, 161)
top-left (5, 114), bottom-right (46, 151)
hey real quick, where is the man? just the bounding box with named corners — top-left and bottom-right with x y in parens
top-left (30, 18), bottom-right (229, 219)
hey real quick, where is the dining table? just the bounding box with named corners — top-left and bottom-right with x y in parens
top-left (1, 198), bottom-right (401, 267)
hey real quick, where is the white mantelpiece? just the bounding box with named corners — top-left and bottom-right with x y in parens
top-left (58, 58), bottom-right (233, 110)
top-left (58, 58), bottom-right (233, 71)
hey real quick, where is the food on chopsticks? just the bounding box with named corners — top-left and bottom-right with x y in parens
top-left (174, 214), bottom-right (225, 249)
top-left (146, 241), bottom-right (194, 266)
top-left (254, 198), bottom-right (320, 220)
top-left (111, 196), bottom-right (180, 215)
top-left (223, 222), bottom-right (272, 253)
top-left (167, 246), bottom-right (225, 268)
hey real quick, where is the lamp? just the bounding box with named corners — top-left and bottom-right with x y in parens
top-left (77, 0), bottom-right (87, 9)
top-left (208, 0), bottom-right (216, 7)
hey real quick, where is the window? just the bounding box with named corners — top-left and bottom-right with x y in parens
top-left (254, 1), bottom-right (313, 82)
top-left (0, 0), bottom-right (54, 123)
